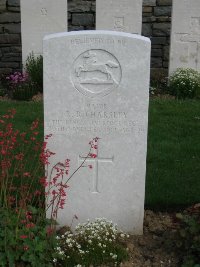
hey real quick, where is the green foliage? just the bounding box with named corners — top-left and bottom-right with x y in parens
top-left (168, 68), bottom-right (200, 99)
top-left (0, 207), bottom-right (55, 267)
top-left (54, 218), bottom-right (129, 266)
top-left (25, 53), bottom-right (43, 93)
top-left (0, 86), bottom-right (6, 97)
top-left (174, 204), bottom-right (200, 266)
top-left (12, 81), bottom-right (37, 101)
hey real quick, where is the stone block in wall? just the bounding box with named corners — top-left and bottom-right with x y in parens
top-left (72, 13), bottom-right (94, 26)
top-left (151, 68), bottom-right (168, 80)
top-left (163, 61), bottom-right (169, 68)
top-left (154, 6), bottom-right (171, 16)
top-left (10, 46), bottom-right (21, 53)
top-left (142, 23), bottom-right (152, 37)
top-left (0, 23), bottom-right (21, 33)
top-left (8, 0), bottom-right (20, 6)
top-left (0, 62), bottom-right (19, 68)
top-left (151, 49), bottom-right (162, 57)
top-left (0, 0), bottom-right (6, 12)
top-left (163, 46), bottom-right (169, 61)
top-left (2, 53), bottom-right (21, 62)
top-left (0, 68), bottom-right (12, 75)
top-left (0, 13), bottom-right (21, 23)
top-left (7, 6), bottom-right (20, 12)
top-left (143, 6), bottom-right (152, 13)
top-left (68, 12), bottom-right (72, 20)
top-left (142, 16), bottom-right (156, 23)
top-left (151, 37), bottom-right (167, 45)
top-left (91, 2), bottom-right (95, 12)
top-left (68, 0), bottom-right (92, 12)
top-left (157, 0), bottom-right (172, 6)
top-left (153, 22), bottom-right (171, 36)
top-left (156, 16), bottom-right (171, 22)
top-left (0, 34), bottom-right (20, 44)
top-left (151, 57), bottom-right (162, 68)
top-left (143, 0), bottom-right (156, 6)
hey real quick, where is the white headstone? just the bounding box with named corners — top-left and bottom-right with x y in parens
top-left (169, 0), bottom-right (200, 75)
top-left (21, 0), bottom-right (67, 65)
top-left (44, 31), bottom-right (150, 234)
top-left (96, 0), bottom-right (142, 34)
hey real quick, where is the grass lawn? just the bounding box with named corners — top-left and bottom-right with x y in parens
top-left (0, 99), bottom-right (200, 211)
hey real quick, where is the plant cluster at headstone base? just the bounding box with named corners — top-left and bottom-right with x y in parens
top-left (0, 109), bottom-right (73, 266)
top-left (53, 218), bottom-right (129, 267)
top-left (168, 68), bottom-right (200, 99)
top-left (172, 204), bottom-right (200, 267)
top-left (1, 53), bottom-right (43, 101)
top-left (4, 72), bottom-right (37, 101)
top-left (0, 111), bottom-right (128, 266)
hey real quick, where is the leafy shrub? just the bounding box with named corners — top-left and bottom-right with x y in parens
top-left (26, 53), bottom-right (43, 93)
top-left (174, 204), bottom-right (200, 266)
top-left (6, 72), bottom-right (37, 101)
top-left (168, 68), bottom-right (200, 99)
top-left (53, 218), bottom-right (129, 266)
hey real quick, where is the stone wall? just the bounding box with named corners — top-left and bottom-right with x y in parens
top-left (0, 0), bottom-right (172, 78)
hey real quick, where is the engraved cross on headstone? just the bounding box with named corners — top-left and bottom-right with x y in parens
top-left (79, 143), bottom-right (114, 193)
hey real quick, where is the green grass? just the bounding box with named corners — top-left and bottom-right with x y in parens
top-left (0, 99), bottom-right (200, 211)
top-left (146, 99), bottom-right (200, 210)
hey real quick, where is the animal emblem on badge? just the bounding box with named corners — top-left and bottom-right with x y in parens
top-left (72, 49), bottom-right (122, 97)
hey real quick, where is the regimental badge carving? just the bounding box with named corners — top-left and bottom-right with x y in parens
top-left (71, 49), bottom-right (122, 98)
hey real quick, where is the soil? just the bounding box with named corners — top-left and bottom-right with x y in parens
top-left (119, 210), bottom-right (180, 267)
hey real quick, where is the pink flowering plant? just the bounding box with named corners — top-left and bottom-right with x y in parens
top-left (5, 72), bottom-right (36, 100)
top-left (0, 109), bottom-right (101, 266)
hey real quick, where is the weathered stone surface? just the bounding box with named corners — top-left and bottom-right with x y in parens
top-left (96, 0), bottom-right (142, 34)
top-left (157, 0), bottom-right (172, 6)
top-left (142, 23), bottom-right (152, 37)
top-left (0, 12), bottom-right (20, 23)
top-left (44, 30), bottom-right (151, 234)
top-left (72, 13), bottom-right (94, 26)
top-left (0, 0), bottom-right (6, 12)
top-left (153, 23), bottom-right (171, 36)
top-left (169, 0), bottom-right (200, 74)
top-left (143, 0), bottom-right (156, 6)
top-left (21, 0), bottom-right (67, 64)
top-left (154, 6), bottom-right (171, 17)
top-left (0, 34), bottom-right (20, 44)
